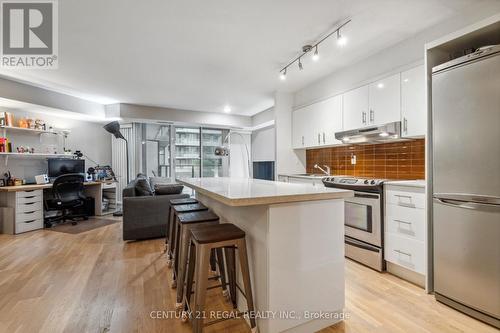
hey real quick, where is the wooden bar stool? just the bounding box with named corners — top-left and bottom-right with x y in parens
top-left (165, 198), bottom-right (199, 254)
top-left (168, 203), bottom-right (208, 279)
top-left (174, 210), bottom-right (223, 310)
top-left (183, 223), bottom-right (258, 333)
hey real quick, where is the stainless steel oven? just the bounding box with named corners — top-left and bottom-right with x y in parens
top-left (323, 177), bottom-right (385, 271)
top-left (345, 192), bottom-right (381, 246)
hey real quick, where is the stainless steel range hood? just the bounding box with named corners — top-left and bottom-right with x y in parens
top-left (335, 121), bottom-right (401, 144)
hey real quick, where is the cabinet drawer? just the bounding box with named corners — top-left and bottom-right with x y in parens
top-left (16, 190), bottom-right (42, 198)
top-left (16, 210), bottom-right (43, 223)
top-left (17, 194), bottom-right (42, 205)
top-left (385, 204), bottom-right (426, 241)
top-left (16, 218), bottom-right (43, 234)
top-left (16, 201), bottom-right (43, 213)
top-left (385, 233), bottom-right (425, 274)
top-left (385, 186), bottom-right (425, 209)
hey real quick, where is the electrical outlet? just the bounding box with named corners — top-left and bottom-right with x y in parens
top-left (351, 154), bottom-right (356, 165)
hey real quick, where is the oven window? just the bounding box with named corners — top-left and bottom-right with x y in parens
top-left (345, 202), bottom-right (372, 232)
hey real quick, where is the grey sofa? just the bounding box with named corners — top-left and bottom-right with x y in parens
top-left (122, 177), bottom-right (189, 241)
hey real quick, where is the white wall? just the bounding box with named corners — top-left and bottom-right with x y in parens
top-left (274, 92), bottom-right (306, 175)
top-left (0, 77), bottom-right (105, 118)
top-left (251, 107), bottom-right (274, 127)
top-left (294, 5), bottom-right (500, 108)
top-left (252, 126), bottom-right (275, 162)
top-left (251, 108), bottom-right (276, 163)
top-left (0, 108), bottom-right (111, 183)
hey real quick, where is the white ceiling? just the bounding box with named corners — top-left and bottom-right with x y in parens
top-left (0, 0), bottom-right (491, 116)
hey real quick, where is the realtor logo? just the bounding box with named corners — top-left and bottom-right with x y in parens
top-left (1, 0), bottom-right (58, 68)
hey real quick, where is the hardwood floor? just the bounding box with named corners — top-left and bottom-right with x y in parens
top-left (0, 218), bottom-right (497, 333)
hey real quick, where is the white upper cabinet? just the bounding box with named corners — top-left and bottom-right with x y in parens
top-left (292, 95), bottom-right (343, 149)
top-left (368, 73), bottom-right (401, 125)
top-left (343, 85), bottom-right (369, 130)
top-left (292, 66), bottom-right (426, 149)
top-left (292, 106), bottom-right (310, 149)
top-left (401, 65), bottom-right (426, 137)
top-left (317, 95), bottom-right (343, 145)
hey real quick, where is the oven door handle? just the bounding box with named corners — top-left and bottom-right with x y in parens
top-left (353, 193), bottom-right (380, 199)
top-left (345, 238), bottom-right (380, 253)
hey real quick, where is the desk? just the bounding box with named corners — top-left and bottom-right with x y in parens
top-left (0, 181), bottom-right (103, 192)
top-left (0, 181), bottom-right (117, 234)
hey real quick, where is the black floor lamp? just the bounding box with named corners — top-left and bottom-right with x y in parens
top-left (103, 121), bottom-right (129, 217)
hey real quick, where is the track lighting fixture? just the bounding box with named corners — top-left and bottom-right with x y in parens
top-left (312, 45), bottom-right (319, 61)
top-left (278, 19), bottom-right (350, 80)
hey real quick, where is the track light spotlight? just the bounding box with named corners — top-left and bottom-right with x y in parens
top-left (312, 46), bottom-right (319, 61)
top-left (337, 29), bottom-right (347, 47)
top-left (280, 68), bottom-right (287, 81)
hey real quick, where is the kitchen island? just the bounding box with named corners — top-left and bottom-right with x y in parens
top-left (176, 177), bottom-right (353, 333)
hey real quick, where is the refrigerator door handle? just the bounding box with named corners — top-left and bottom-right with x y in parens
top-left (434, 193), bottom-right (500, 205)
top-left (434, 197), bottom-right (500, 212)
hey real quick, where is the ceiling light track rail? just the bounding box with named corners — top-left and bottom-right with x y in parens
top-left (279, 19), bottom-right (351, 80)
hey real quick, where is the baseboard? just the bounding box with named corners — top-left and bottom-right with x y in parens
top-left (386, 262), bottom-right (425, 288)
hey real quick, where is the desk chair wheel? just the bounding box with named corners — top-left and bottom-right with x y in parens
top-left (71, 221), bottom-right (78, 225)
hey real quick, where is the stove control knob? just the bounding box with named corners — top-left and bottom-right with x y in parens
top-left (364, 180), bottom-right (369, 184)
top-left (371, 180), bottom-right (376, 185)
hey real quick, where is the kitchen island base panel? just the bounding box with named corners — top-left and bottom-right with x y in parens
top-left (196, 193), bottom-right (345, 333)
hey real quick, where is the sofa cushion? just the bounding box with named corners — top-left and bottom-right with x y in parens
top-left (150, 176), bottom-right (174, 188)
top-left (154, 184), bottom-right (184, 195)
top-left (135, 177), bottom-right (153, 196)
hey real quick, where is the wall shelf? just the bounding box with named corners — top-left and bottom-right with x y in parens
top-left (0, 126), bottom-right (60, 136)
top-left (0, 152), bottom-right (71, 166)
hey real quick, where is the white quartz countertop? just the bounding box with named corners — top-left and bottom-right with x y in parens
top-left (177, 177), bottom-right (353, 206)
top-left (384, 180), bottom-right (426, 188)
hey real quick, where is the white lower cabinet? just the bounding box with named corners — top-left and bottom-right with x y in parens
top-left (384, 184), bottom-right (426, 281)
top-left (385, 233), bottom-right (426, 275)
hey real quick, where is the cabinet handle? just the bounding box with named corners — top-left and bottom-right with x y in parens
top-left (403, 117), bottom-right (408, 133)
top-left (317, 133), bottom-right (320, 144)
top-left (394, 219), bottom-right (412, 225)
top-left (362, 112), bottom-right (366, 125)
top-left (302, 136), bottom-right (304, 145)
top-left (394, 249), bottom-right (412, 257)
top-left (370, 110), bottom-right (374, 123)
top-left (322, 132), bottom-right (325, 143)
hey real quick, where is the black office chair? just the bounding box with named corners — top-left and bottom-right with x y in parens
top-left (44, 173), bottom-right (89, 227)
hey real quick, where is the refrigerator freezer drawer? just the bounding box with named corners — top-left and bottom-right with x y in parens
top-left (433, 200), bottom-right (500, 320)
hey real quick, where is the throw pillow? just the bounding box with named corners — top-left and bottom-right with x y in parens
top-left (135, 178), bottom-right (154, 196)
top-left (154, 184), bottom-right (184, 195)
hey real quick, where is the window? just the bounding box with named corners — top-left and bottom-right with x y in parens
top-left (202, 128), bottom-right (229, 177)
top-left (175, 127), bottom-right (201, 178)
top-left (144, 124), bottom-right (171, 178)
top-left (141, 124), bottom-right (229, 180)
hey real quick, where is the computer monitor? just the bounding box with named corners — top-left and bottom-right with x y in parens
top-left (48, 158), bottom-right (85, 178)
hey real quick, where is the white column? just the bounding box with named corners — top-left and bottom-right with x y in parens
top-left (274, 91), bottom-right (306, 176)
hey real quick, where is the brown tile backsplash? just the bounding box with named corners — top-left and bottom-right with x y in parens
top-left (306, 139), bottom-right (425, 180)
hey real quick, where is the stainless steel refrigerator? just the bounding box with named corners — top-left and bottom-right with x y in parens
top-left (432, 45), bottom-right (500, 328)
